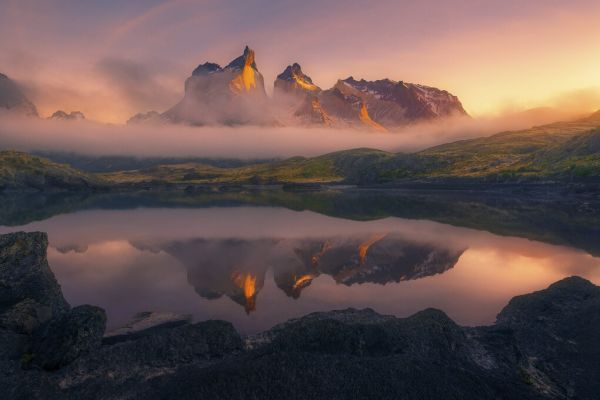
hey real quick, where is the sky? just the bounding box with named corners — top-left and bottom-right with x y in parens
top-left (2, 0), bottom-right (600, 123)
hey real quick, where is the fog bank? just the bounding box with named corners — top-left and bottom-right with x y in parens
top-left (0, 111), bottom-right (587, 159)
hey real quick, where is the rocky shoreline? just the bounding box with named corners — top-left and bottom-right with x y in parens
top-left (1, 231), bottom-right (599, 399)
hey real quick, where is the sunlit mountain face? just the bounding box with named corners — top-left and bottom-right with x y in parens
top-left (162, 46), bottom-right (269, 125)
top-left (156, 46), bottom-right (468, 128)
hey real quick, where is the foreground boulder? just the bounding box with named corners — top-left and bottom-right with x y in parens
top-left (0, 232), bottom-right (68, 333)
top-left (29, 305), bottom-right (106, 370)
top-left (103, 311), bottom-right (192, 344)
top-left (496, 277), bottom-right (600, 399)
top-left (0, 231), bottom-right (599, 399)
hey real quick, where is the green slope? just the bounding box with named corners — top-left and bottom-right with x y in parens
top-left (0, 151), bottom-right (104, 191)
top-left (418, 112), bottom-right (600, 178)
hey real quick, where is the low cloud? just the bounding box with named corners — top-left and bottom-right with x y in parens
top-left (95, 57), bottom-right (180, 112)
top-left (0, 107), bottom-right (593, 159)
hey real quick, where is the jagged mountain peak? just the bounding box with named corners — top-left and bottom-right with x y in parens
top-left (162, 45), bottom-right (267, 125)
top-left (192, 62), bottom-right (222, 76)
top-left (160, 45), bottom-right (468, 128)
top-left (225, 45), bottom-right (258, 71)
top-left (277, 63), bottom-right (313, 83)
top-left (334, 76), bottom-right (468, 120)
top-left (275, 63), bottom-right (320, 98)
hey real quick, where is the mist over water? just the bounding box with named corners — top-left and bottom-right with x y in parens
top-left (0, 109), bottom-right (586, 158)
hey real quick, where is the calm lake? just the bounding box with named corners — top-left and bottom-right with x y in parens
top-left (1, 190), bottom-right (599, 334)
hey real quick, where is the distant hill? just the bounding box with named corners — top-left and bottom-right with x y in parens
top-left (0, 73), bottom-right (38, 117)
top-left (0, 151), bottom-right (104, 192)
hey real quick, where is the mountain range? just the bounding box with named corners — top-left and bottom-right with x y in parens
top-left (157, 46), bottom-right (468, 128)
top-left (0, 46), bottom-right (467, 129)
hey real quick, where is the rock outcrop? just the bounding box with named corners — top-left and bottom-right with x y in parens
top-left (103, 311), bottom-right (192, 344)
top-left (29, 305), bottom-right (106, 370)
top-left (1, 231), bottom-right (599, 399)
top-left (0, 73), bottom-right (38, 117)
top-left (0, 232), bottom-right (68, 333)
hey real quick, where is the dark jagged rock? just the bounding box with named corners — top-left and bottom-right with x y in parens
top-left (1, 231), bottom-right (599, 399)
top-left (103, 311), bottom-right (192, 344)
top-left (29, 305), bottom-right (106, 370)
top-left (495, 276), bottom-right (600, 399)
top-left (0, 72), bottom-right (38, 117)
top-left (0, 232), bottom-right (68, 333)
top-left (0, 232), bottom-right (103, 398)
top-left (53, 320), bottom-right (243, 399)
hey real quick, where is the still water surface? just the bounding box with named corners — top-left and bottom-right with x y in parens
top-left (1, 206), bottom-right (599, 334)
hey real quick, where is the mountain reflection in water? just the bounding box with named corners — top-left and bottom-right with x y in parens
top-left (1, 206), bottom-right (599, 334)
top-left (138, 234), bottom-right (465, 313)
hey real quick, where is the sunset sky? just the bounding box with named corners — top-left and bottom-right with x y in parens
top-left (2, 0), bottom-right (600, 123)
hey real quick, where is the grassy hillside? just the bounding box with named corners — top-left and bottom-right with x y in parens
top-left (101, 156), bottom-right (343, 185)
top-left (0, 151), bottom-right (104, 191)
top-left (418, 112), bottom-right (600, 178)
